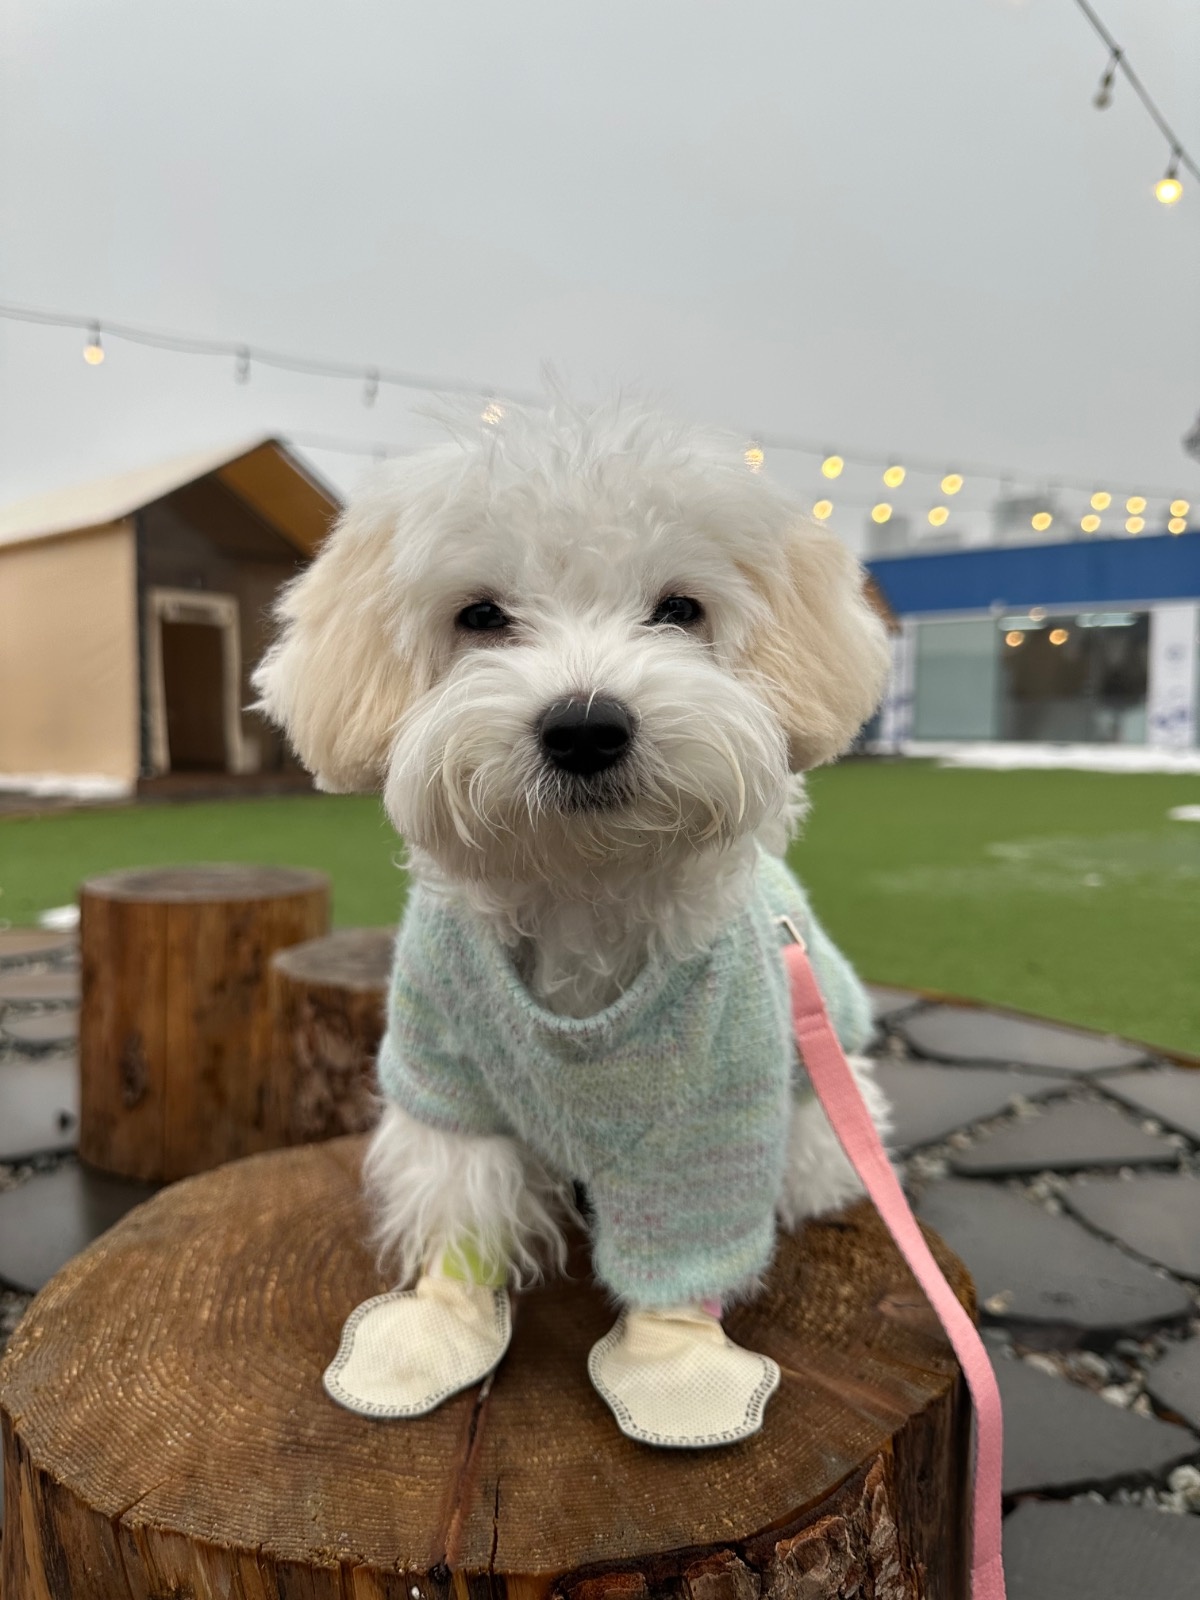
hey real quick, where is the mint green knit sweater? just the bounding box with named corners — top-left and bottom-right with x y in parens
top-left (377, 848), bottom-right (872, 1306)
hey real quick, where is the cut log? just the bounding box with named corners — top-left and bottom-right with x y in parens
top-left (0, 1138), bottom-right (973, 1599)
top-left (79, 864), bottom-right (330, 1182)
top-left (269, 927), bottom-right (395, 1145)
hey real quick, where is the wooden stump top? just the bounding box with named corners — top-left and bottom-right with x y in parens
top-left (272, 926), bottom-right (397, 990)
top-left (82, 863), bottom-right (330, 904)
top-left (1, 1138), bottom-right (972, 1598)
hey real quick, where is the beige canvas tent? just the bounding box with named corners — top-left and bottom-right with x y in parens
top-left (0, 438), bottom-right (339, 797)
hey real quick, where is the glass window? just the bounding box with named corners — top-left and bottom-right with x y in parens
top-left (912, 619), bottom-right (999, 739)
top-left (998, 612), bottom-right (1148, 744)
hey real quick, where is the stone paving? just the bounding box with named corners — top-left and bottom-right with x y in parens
top-left (1, 931), bottom-right (1199, 1591)
top-left (883, 985), bottom-right (1200, 1591)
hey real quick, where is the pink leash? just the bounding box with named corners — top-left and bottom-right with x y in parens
top-left (783, 937), bottom-right (1006, 1600)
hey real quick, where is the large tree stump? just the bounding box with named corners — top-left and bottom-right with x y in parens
top-left (79, 864), bottom-right (330, 1182)
top-left (0, 1138), bottom-right (973, 1599)
top-left (269, 927), bottom-right (395, 1145)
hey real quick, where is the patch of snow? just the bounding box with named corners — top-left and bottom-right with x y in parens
top-left (0, 773), bottom-right (132, 799)
top-left (37, 904), bottom-right (80, 931)
top-left (893, 741), bottom-right (1200, 774)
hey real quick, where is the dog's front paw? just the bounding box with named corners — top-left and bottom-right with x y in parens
top-left (588, 1306), bottom-right (779, 1448)
top-left (323, 1275), bottom-right (511, 1418)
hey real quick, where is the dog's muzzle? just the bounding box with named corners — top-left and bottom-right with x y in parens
top-left (537, 697), bottom-right (634, 777)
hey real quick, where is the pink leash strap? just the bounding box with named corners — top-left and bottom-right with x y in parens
top-left (783, 940), bottom-right (1006, 1600)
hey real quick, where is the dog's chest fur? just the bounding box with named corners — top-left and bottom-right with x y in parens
top-left (434, 839), bottom-right (763, 1018)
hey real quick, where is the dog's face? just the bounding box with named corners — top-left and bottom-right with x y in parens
top-left (255, 403), bottom-right (889, 884)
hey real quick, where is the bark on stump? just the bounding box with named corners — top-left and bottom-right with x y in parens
top-left (269, 927), bottom-right (395, 1144)
top-left (79, 864), bottom-right (330, 1182)
top-left (0, 1137), bottom-right (973, 1599)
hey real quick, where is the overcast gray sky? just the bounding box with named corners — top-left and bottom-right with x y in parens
top-left (1, 0), bottom-right (1197, 551)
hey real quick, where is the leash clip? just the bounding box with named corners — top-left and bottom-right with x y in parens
top-left (775, 913), bottom-right (807, 952)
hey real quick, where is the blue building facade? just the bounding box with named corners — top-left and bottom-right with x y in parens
top-left (867, 532), bottom-right (1200, 751)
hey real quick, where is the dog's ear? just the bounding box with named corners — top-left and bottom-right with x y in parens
top-left (253, 494), bottom-right (418, 793)
top-left (739, 519), bottom-right (890, 771)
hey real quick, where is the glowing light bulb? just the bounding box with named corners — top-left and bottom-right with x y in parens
top-left (1049, 628), bottom-right (1069, 646)
top-left (870, 503), bottom-right (892, 523)
top-left (1126, 516), bottom-right (1145, 534)
top-left (1005, 632), bottom-right (1023, 648)
top-left (1169, 518), bottom-right (1187, 534)
top-left (813, 499), bottom-right (834, 521)
top-left (1156, 175), bottom-right (1183, 205)
top-left (1031, 512), bottom-right (1053, 532)
top-left (883, 464), bottom-right (905, 488)
top-left (481, 401), bottom-right (505, 426)
top-left (1080, 514), bottom-right (1101, 533)
top-left (928, 506), bottom-right (949, 527)
top-left (82, 325), bottom-right (104, 365)
top-left (820, 455), bottom-right (844, 480)
top-left (744, 445), bottom-right (765, 471)
top-left (1170, 499), bottom-right (1189, 517)
top-left (1091, 491), bottom-right (1111, 510)
top-left (1126, 495), bottom-right (1146, 514)
top-left (941, 473), bottom-right (963, 495)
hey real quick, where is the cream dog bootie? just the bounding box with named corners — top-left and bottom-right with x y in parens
top-left (323, 1271), bottom-right (511, 1418)
top-left (588, 1304), bottom-right (780, 1448)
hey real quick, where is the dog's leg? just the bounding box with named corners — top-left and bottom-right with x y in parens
top-left (363, 1102), bottom-right (572, 1287)
top-left (323, 1104), bottom-right (572, 1420)
top-left (776, 1055), bottom-right (893, 1229)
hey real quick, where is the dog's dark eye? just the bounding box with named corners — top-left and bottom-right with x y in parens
top-left (649, 595), bottom-right (704, 627)
top-left (456, 601), bottom-right (510, 632)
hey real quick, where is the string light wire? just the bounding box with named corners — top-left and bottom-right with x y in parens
top-left (0, 298), bottom-right (540, 405)
top-left (1071, 0), bottom-right (1200, 188)
top-left (0, 298), bottom-right (1192, 506)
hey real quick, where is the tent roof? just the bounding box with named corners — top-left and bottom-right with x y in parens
top-left (0, 437), bottom-right (341, 555)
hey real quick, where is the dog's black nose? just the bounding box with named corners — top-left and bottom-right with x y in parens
top-left (538, 697), bottom-right (633, 776)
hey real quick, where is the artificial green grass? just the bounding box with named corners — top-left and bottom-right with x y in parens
top-left (2, 762), bottom-right (1198, 1052)
top-left (793, 762), bottom-right (1200, 1056)
top-left (0, 795), bottom-right (408, 930)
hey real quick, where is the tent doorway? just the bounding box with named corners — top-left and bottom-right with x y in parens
top-left (161, 621), bottom-right (226, 768)
top-left (145, 589), bottom-right (248, 776)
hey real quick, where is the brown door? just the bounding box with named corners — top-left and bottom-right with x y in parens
top-left (160, 621), bottom-right (228, 769)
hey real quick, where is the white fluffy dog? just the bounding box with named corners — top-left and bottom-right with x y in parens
top-left (254, 396), bottom-right (891, 1447)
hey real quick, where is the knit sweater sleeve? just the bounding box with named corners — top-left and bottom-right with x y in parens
top-left (375, 891), bottom-right (513, 1139)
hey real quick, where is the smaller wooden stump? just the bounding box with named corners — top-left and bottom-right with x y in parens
top-left (269, 927), bottom-right (395, 1144)
top-left (80, 864), bottom-right (330, 1182)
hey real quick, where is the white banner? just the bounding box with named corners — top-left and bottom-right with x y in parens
top-left (1147, 603), bottom-right (1199, 749)
top-left (875, 620), bottom-right (916, 751)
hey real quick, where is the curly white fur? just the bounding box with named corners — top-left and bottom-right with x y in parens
top-left (255, 394), bottom-right (891, 1295)
top-left (776, 1057), bottom-right (895, 1229)
top-left (363, 1103), bottom-right (575, 1288)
